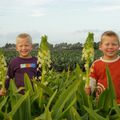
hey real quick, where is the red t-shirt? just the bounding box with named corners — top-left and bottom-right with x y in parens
top-left (90, 57), bottom-right (120, 103)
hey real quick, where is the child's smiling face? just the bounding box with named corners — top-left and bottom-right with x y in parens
top-left (16, 38), bottom-right (33, 58)
top-left (99, 36), bottom-right (119, 60)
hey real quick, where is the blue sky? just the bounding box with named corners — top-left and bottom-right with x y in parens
top-left (0, 0), bottom-right (120, 46)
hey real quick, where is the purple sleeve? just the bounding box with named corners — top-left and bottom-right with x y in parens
top-left (5, 61), bottom-right (14, 89)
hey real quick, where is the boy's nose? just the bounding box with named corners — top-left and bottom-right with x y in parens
top-left (22, 46), bottom-right (26, 49)
top-left (108, 44), bottom-right (114, 48)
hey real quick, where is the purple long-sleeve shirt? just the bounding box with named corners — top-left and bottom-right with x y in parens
top-left (5, 57), bottom-right (37, 90)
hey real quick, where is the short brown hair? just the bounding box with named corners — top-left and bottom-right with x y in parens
top-left (16, 33), bottom-right (32, 44)
top-left (100, 31), bottom-right (119, 44)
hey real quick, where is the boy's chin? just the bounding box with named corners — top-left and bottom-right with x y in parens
top-left (105, 54), bottom-right (118, 59)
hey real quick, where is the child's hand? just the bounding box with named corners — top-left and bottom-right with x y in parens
top-left (95, 89), bottom-right (103, 102)
top-left (85, 86), bottom-right (91, 95)
top-left (0, 88), bottom-right (6, 96)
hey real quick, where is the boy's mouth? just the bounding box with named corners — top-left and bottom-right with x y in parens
top-left (107, 51), bottom-right (114, 53)
top-left (106, 50), bottom-right (115, 53)
top-left (21, 51), bottom-right (28, 54)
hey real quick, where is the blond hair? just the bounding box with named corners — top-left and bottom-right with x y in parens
top-left (16, 33), bottom-right (32, 44)
top-left (100, 31), bottom-right (119, 45)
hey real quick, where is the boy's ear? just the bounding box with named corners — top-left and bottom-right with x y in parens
top-left (99, 46), bottom-right (102, 51)
top-left (16, 46), bottom-right (18, 51)
top-left (99, 43), bottom-right (102, 51)
top-left (31, 44), bottom-right (33, 50)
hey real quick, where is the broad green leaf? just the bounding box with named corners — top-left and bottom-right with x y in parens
top-left (84, 106), bottom-right (106, 120)
top-left (44, 91), bottom-right (57, 120)
top-left (0, 111), bottom-right (4, 120)
top-left (24, 73), bottom-right (34, 96)
top-left (70, 106), bottom-right (82, 120)
top-left (59, 96), bottom-right (76, 119)
top-left (97, 89), bottom-right (109, 109)
top-left (106, 66), bottom-right (116, 100)
top-left (34, 81), bottom-right (53, 96)
top-left (102, 89), bottom-right (112, 113)
top-left (52, 79), bottom-right (80, 120)
top-left (0, 97), bottom-right (8, 111)
top-left (113, 100), bottom-right (120, 116)
top-left (8, 91), bottom-right (30, 118)
top-left (46, 90), bottom-right (57, 109)
top-left (9, 79), bottom-right (17, 94)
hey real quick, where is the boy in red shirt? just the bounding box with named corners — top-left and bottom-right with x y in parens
top-left (86, 31), bottom-right (120, 103)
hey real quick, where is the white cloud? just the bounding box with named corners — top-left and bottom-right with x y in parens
top-left (29, 10), bottom-right (46, 17)
top-left (0, 0), bottom-right (52, 16)
top-left (15, 0), bottom-right (55, 6)
top-left (74, 29), bottom-right (103, 34)
top-left (92, 5), bottom-right (120, 12)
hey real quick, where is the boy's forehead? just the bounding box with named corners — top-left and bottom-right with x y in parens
top-left (102, 36), bottom-right (119, 43)
top-left (16, 38), bottom-right (31, 44)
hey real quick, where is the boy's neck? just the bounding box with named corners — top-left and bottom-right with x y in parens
top-left (101, 55), bottom-right (119, 63)
top-left (19, 55), bottom-right (32, 59)
top-left (102, 55), bottom-right (118, 61)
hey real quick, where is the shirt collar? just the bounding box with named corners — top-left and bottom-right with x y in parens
top-left (100, 56), bottom-right (120, 63)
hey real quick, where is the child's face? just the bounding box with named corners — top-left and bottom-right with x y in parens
top-left (99, 36), bottom-right (119, 60)
top-left (16, 38), bottom-right (32, 58)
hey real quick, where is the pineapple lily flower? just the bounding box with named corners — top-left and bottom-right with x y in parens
top-left (37, 35), bottom-right (52, 83)
top-left (36, 35), bottom-right (52, 107)
top-left (81, 32), bottom-right (94, 87)
top-left (0, 50), bottom-right (7, 88)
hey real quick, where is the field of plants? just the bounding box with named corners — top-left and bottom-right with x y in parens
top-left (0, 33), bottom-right (120, 120)
top-left (2, 44), bottom-right (103, 72)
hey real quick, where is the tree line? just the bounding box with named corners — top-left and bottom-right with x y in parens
top-left (1, 42), bottom-right (100, 51)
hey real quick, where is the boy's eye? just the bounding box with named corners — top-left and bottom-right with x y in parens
top-left (19, 45), bottom-right (23, 47)
top-left (104, 43), bottom-right (109, 46)
top-left (25, 45), bottom-right (29, 47)
top-left (18, 45), bottom-right (29, 47)
top-left (104, 43), bottom-right (118, 46)
top-left (112, 43), bottom-right (118, 46)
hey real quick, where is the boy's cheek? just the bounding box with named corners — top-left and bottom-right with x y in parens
top-left (16, 46), bottom-right (20, 51)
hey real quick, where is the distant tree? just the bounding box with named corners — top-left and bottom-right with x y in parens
top-left (93, 42), bottom-right (99, 49)
top-left (48, 42), bottom-right (53, 50)
top-left (71, 42), bottom-right (82, 50)
top-left (4, 43), bottom-right (15, 49)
